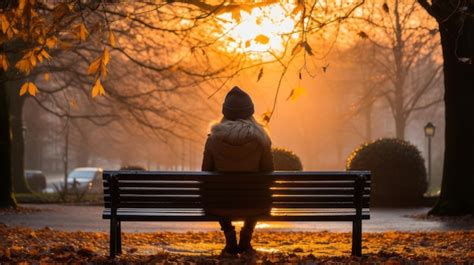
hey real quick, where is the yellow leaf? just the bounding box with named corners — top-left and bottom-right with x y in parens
top-left (102, 48), bottom-right (110, 65)
top-left (19, 83), bottom-right (28, 96)
top-left (37, 36), bottom-right (45, 45)
top-left (28, 82), bottom-right (38, 96)
top-left (255, 34), bottom-right (269, 44)
top-left (0, 54), bottom-right (8, 71)
top-left (287, 86), bottom-right (306, 101)
top-left (44, 72), bottom-right (50, 81)
top-left (87, 57), bottom-right (101, 75)
top-left (15, 58), bottom-right (31, 74)
top-left (29, 53), bottom-right (37, 67)
top-left (46, 37), bottom-right (57, 49)
top-left (101, 63), bottom-right (107, 78)
top-left (78, 23), bottom-right (89, 41)
top-left (1, 16), bottom-right (10, 34)
top-left (37, 53), bottom-right (43, 63)
top-left (91, 79), bottom-right (105, 98)
top-left (40, 49), bottom-right (51, 60)
top-left (19, 0), bottom-right (27, 10)
top-left (108, 31), bottom-right (116, 47)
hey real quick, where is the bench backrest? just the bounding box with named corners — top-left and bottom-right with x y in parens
top-left (103, 171), bottom-right (370, 220)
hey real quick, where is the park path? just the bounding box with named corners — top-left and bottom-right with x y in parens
top-left (1, 204), bottom-right (473, 233)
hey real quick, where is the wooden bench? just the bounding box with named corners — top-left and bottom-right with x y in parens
top-left (102, 171), bottom-right (371, 258)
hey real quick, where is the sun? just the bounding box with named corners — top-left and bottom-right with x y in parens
top-left (217, 2), bottom-right (302, 60)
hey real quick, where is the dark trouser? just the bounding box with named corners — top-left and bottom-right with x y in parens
top-left (219, 218), bottom-right (257, 234)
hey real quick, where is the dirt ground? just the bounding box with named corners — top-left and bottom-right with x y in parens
top-left (1, 223), bottom-right (473, 264)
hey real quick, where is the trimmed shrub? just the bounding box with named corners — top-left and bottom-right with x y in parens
top-left (346, 138), bottom-right (427, 207)
top-left (272, 147), bottom-right (303, 171)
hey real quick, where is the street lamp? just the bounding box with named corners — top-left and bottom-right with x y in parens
top-left (424, 122), bottom-right (436, 187)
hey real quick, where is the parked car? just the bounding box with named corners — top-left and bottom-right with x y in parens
top-left (25, 170), bottom-right (47, 193)
top-left (67, 167), bottom-right (103, 193)
top-left (120, 165), bottom-right (147, 171)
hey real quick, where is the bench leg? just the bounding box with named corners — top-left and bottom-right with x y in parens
top-left (352, 219), bottom-right (362, 256)
top-left (110, 218), bottom-right (117, 258)
top-left (117, 221), bottom-right (122, 254)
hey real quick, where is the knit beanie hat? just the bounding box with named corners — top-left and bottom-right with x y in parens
top-left (222, 86), bottom-right (255, 120)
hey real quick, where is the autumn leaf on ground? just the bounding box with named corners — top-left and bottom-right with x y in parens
top-left (44, 72), bottom-right (50, 81)
top-left (287, 86), bottom-right (306, 101)
top-left (19, 82), bottom-right (38, 96)
top-left (91, 79), bottom-right (105, 98)
top-left (255, 34), bottom-right (269, 45)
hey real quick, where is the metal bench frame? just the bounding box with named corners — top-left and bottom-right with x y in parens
top-left (102, 171), bottom-right (370, 258)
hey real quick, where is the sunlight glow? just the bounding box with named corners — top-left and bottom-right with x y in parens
top-left (217, 2), bottom-right (301, 60)
top-left (232, 221), bottom-right (272, 229)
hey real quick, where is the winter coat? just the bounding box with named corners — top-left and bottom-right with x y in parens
top-left (201, 119), bottom-right (274, 217)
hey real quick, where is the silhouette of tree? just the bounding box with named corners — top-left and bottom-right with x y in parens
top-left (418, 0), bottom-right (474, 215)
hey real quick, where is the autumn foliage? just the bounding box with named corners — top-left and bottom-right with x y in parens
top-left (0, 223), bottom-right (473, 264)
top-left (0, 0), bottom-right (114, 97)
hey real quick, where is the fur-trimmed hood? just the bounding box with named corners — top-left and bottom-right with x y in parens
top-left (209, 118), bottom-right (271, 147)
top-left (202, 118), bottom-right (273, 173)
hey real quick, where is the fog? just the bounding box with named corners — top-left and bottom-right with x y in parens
top-left (21, 0), bottom-right (444, 193)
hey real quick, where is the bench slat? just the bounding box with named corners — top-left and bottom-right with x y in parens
top-left (104, 182), bottom-right (201, 188)
top-left (102, 213), bottom-right (370, 221)
top-left (104, 182), bottom-right (370, 191)
top-left (104, 171), bottom-right (370, 182)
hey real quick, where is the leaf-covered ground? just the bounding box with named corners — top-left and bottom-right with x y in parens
top-left (1, 224), bottom-right (473, 264)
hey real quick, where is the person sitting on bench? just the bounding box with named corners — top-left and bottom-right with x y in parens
top-left (201, 86), bottom-right (274, 255)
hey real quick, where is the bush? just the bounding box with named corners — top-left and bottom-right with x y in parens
top-left (272, 147), bottom-right (303, 171)
top-left (346, 138), bottom-right (428, 207)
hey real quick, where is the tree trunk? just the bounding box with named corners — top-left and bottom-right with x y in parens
top-left (364, 102), bottom-right (373, 142)
top-left (394, 115), bottom-right (406, 140)
top-left (429, 19), bottom-right (474, 215)
top-left (0, 74), bottom-right (17, 208)
top-left (7, 81), bottom-right (30, 193)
